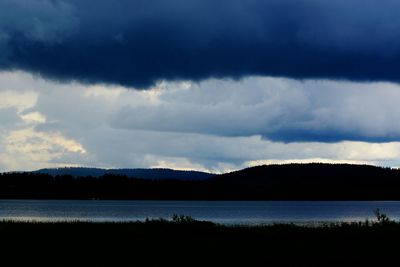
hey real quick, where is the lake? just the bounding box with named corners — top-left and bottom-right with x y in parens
top-left (0, 200), bottom-right (399, 225)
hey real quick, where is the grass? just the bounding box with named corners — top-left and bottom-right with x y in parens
top-left (1, 213), bottom-right (400, 266)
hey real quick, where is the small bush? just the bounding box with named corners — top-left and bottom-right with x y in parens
top-left (171, 214), bottom-right (195, 224)
top-left (373, 208), bottom-right (391, 224)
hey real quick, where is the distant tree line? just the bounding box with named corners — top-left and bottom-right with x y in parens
top-left (2, 163), bottom-right (400, 200)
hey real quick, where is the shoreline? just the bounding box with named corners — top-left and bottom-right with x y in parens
top-left (0, 218), bottom-right (385, 227)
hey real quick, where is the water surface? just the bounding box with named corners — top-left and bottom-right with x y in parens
top-left (0, 200), bottom-right (398, 225)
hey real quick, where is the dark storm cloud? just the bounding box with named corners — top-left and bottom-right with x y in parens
top-left (2, 0), bottom-right (400, 87)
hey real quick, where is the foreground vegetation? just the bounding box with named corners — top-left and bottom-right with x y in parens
top-left (1, 213), bottom-right (400, 266)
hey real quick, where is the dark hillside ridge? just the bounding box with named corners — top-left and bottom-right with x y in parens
top-left (2, 163), bottom-right (400, 200)
top-left (210, 163), bottom-right (400, 199)
top-left (213, 163), bottom-right (394, 185)
top-left (33, 167), bottom-right (213, 181)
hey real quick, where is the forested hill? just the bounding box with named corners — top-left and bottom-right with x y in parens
top-left (33, 167), bottom-right (213, 181)
top-left (209, 163), bottom-right (400, 199)
top-left (2, 163), bottom-right (400, 200)
top-left (212, 163), bottom-right (397, 185)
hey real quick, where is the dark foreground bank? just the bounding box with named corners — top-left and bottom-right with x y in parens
top-left (1, 216), bottom-right (399, 266)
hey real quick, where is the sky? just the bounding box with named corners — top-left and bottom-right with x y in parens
top-left (1, 0), bottom-right (400, 173)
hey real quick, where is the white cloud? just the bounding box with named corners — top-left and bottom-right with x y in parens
top-left (0, 91), bottom-right (37, 112)
top-left (1, 128), bottom-right (85, 171)
top-left (20, 112), bottom-right (46, 124)
top-left (0, 72), bottom-right (86, 171)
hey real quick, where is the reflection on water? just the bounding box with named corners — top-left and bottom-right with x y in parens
top-left (0, 200), bottom-right (400, 225)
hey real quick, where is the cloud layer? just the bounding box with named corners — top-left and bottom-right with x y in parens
top-left (2, 0), bottom-right (400, 87)
top-left (1, 71), bottom-right (400, 172)
top-left (111, 78), bottom-right (400, 142)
